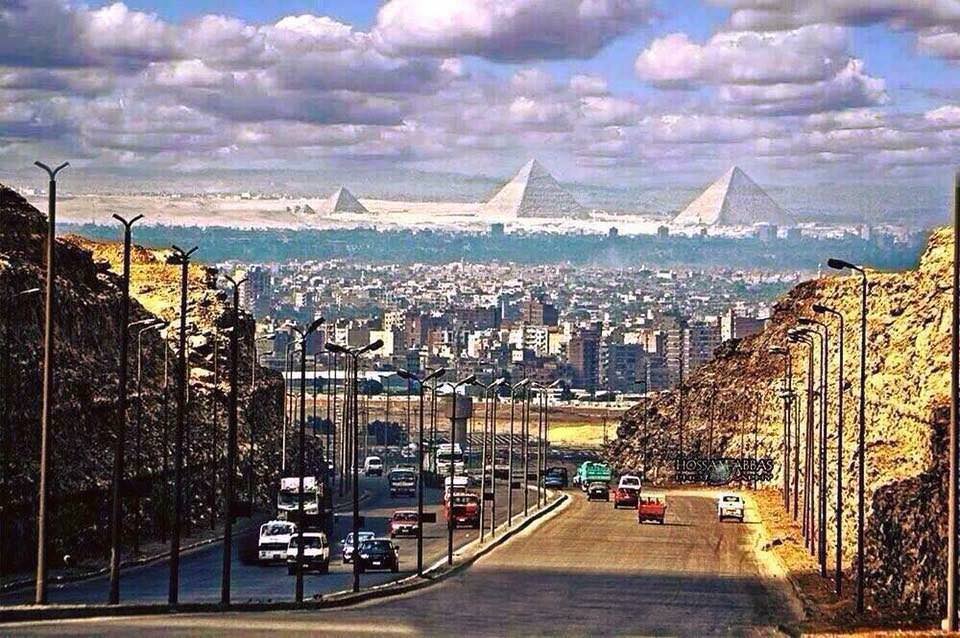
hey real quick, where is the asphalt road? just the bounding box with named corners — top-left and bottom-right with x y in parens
top-left (0, 471), bottom-right (533, 606)
top-left (2, 488), bottom-right (800, 636)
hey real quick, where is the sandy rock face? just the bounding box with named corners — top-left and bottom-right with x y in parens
top-left (608, 226), bottom-right (950, 618)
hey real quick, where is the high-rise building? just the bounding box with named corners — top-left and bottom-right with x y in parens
top-left (720, 309), bottom-right (766, 342)
top-left (605, 343), bottom-right (645, 392)
top-left (244, 265), bottom-right (271, 316)
top-left (521, 295), bottom-right (559, 326)
top-left (684, 321), bottom-right (721, 373)
top-left (568, 323), bottom-right (601, 391)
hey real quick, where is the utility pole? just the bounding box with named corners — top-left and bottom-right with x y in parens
top-left (949, 174), bottom-right (960, 632)
top-left (33, 160), bottom-right (68, 605)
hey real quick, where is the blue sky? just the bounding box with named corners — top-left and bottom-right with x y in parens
top-left (1, 0), bottom-right (959, 193)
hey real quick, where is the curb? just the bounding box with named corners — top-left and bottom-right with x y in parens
top-left (0, 491), bottom-right (374, 596)
top-left (0, 491), bottom-right (568, 624)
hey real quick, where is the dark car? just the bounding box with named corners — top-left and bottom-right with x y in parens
top-left (587, 481), bottom-right (610, 501)
top-left (544, 466), bottom-right (568, 488)
top-left (356, 539), bottom-right (400, 573)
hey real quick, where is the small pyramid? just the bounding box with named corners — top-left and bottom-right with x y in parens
top-left (673, 167), bottom-right (791, 226)
top-left (484, 159), bottom-right (588, 219)
top-left (321, 187), bottom-right (368, 214)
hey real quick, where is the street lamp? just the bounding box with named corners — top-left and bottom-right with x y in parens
top-left (800, 316), bottom-right (829, 577)
top-left (107, 213), bottom-right (144, 605)
top-left (530, 380), bottom-right (561, 508)
top-left (507, 378), bottom-right (530, 527)
top-left (814, 302), bottom-right (846, 596)
top-left (827, 256), bottom-right (868, 615)
top-left (33, 160), bottom-right (68, 605)
top-left (325, 338), bottom-right (383, 593)
top-left (168, 243), bottom-right (197, 606)
top-left (444, 374), bottom-right (476, 565)
top-left (288, 317), bottom-right (324, 604)
top-left (251, 334), bottom-right (276, 391)
top-left (788, 328), bottom-right (815, 546)
top-left (470, 377), bottom-right (506, 540)
top-left (220, 275), bottom-right (248, 606)
top-left (397, 367), bottom-right (446, 575)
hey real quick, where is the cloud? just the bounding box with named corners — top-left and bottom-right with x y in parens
top-left (635, 26), bottom-right (886, 114)
top-left (711, 0), bottom-right (960, 60)
top-left (372, 0), bottom-right (655, 61)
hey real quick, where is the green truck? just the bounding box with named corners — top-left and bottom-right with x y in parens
top-left (575, 461), bottom-right (612, 491)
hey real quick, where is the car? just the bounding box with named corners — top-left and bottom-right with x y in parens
top-left (364, 456), bottom-right (384, 476)
top-left (257, 520), bottom-right (297, 564)
top-left (445, 493), bottom-right (481, 528)
top-left (394, 463), bottom-right (417, 473)
top-left (617, 474), bottom-right (642, 491)
top-left (341, 530), bottom-right (376, 563)
top-left (586, 481), bottom-right (610, 501)
top-left (389, 510), bottom-right (421, 538)
top-left (356, 538), bottom-right (400, 573)
top-left (286, 531), bottom-right (329, 574)
top-left (718, 493), bottom-right (745, 522)
top-left (637, 492), bottom-right (667, 525)
top-left (613, 485), bottom-right (639, 509)
top-left (544, 466), bottom-right (568, 488)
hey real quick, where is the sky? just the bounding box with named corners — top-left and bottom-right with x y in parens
top-left (1, 0), bottom-right (960, 195)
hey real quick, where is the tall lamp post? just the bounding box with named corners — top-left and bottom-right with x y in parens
top-left (289, 318), bottom-right (324, 604)
top-left (445, 374), bottom-right (476, 565)
top-left (397, 367), bottom-right (446, 576)
top-left (107, 213), bottom-right (144, 605)
top-left (132, 318), bottom-right (166, 555)
top-left (800, 316), bottom-right (829, 577)
top-left (827, 257), bottom-right (868, 615)
top-left (530, 380), bottom-right (560, 508)
top-left (325, 339), bottom-right (383, 593)
top-left (788, 328), bottom-right (815, 548)
top-left (168, 244), bottom-right (197, 605)
top-left (507, 378), bottom-right (530, 527)
top-left (219, 276), bottom-right (248, 606)
top-left (33, 160), bottom-right (68, 605)
top-left (814, 302), bottom-right (845, 595)
top-left (471, 377), bottom-right (506, 540)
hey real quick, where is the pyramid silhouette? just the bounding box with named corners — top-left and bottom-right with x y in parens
top-left (673, 167), bottom-right (791, 226)
top-left (484, 159), bottom-right (588, 219)
top-left (321, 187), bottom-right (368, 214)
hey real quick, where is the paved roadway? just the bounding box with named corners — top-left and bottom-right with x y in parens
top-left (2, 488), bottom-right (800, 636)
top-left (0, 472), bottom-right (533, 606)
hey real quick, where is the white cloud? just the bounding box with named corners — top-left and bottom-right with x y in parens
top-left (569, 74), bottom-right (608, 96)
top-left (372, 0), bottom-right (654, 61)
top-left (635, 26), bottom-right (886, 114)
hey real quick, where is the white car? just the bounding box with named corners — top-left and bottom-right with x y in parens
top-left (618, 475), bottom-right (642, 491)
top-left (341, 530), bottom-right (377, 563)
top-left (286, 531), bottom-right (330, 574)
top-left (258, 520), bottom-right (297, 564)
top-left (718, 494), bottom-right (745, 522)
top-left (364, 456), bottom-right (384, 476)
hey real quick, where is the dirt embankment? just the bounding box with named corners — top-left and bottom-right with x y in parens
top-left (0, 184), bottom-right (283, 576)
top-left (608, 226), bottom-right (949, 622)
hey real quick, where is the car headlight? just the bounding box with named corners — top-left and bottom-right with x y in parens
top-left (359, 554), bottom-right (370, 559)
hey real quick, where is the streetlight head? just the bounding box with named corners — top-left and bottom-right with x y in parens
top-left (493, 376), bottom-right (508, 387)
top-left (17, 287), bottom-right (41, 297)
top-left (768, 346), bottom-right (787, 355)
top-left (459, 374), bottom-right (477, 386)
top-left (811, 303), bottom-right (829, 314)
top-left (396, 368), bottom-right (414, 380)
top-left (797, 317), bottom-right (813, 326)
top-left (516, 378), bottom-right (531, 389)
top-left (307, 317), bottom-right (325, 334)
top-left (827, 258), bottom-right (854, 271)
top-left (358, 339), bottom-right (384, 355)
top-left (424, 367), bottom-right (446, 383)
top-left (325, 342), bottom-right (348, 354)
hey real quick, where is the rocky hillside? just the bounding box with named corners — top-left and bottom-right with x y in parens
top-left (608, 226), bottom-right (949, 618)
top-left (0, 184), bottom-right (283, 575)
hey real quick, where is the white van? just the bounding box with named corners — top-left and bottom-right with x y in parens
top-left (364, 456), bottom-right (384, 476)
top-left (258, 520), bottom-right (297, 564)
top-left (717, 493), bottom-right (745, 522)
top-left (286, 531), bottom-right (330, 575)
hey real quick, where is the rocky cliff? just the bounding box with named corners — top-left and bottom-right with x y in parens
top-left (608, 226), bottom-right (950, 618)
top-left (0, 184), bottom-right (283, 575)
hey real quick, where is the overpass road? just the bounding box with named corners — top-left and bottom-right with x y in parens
top-left (2, 488), bottom-right (801, 636)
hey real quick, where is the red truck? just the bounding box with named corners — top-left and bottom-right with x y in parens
top-left (637, 492), bottom-right (666, 525)
top-left (445, 493), bottom-right (481, 528)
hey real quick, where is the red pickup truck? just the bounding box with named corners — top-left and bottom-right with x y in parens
top-left (445, 493), bottom-right (481, 528)
top-left (637, 493), bottom-right (667, 525)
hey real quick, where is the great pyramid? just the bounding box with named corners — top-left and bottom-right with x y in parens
top-left (484, 159), bottom-right (589, 219)
top-left (320, 187), bottom-right (368, 214)
top-left (672, 167), bottom-right (792, 227)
